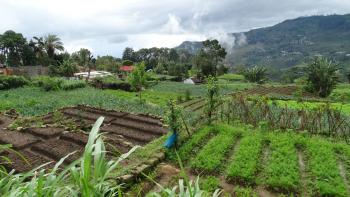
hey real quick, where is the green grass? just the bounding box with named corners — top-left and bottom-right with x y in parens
top-left (262, 133), bottom-right (300, 193)
top-left (226, 132), bottom-right (263, 185)
top-left (0, 87), bottom-right (164, 117)
top-left (305, 138), bottom-right (348, 197)
top-left (190, 124), bottom-right (241, 172)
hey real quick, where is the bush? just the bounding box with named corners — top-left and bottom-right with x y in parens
top-left (0, 76), bottom-right (29, 90)
top-left (61, 80), bottom-right (86, 90)
top-left (32, 76), bottom-right (86, 91)
top-left (243, 66), bottom-right (267, 84)
top-left (122, 60), bottom-right (133, 66)
top-left (92, 76), bottom-right (131, 91)
top-left (305, 57), bottom-right (339, 97)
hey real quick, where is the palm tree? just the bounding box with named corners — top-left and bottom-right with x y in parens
top-left (72, 48), bottom-right (94, 81)
top-left (44, 34), bottom-right (64, 59)
top-left (31, 36), bottom-right (45, 59)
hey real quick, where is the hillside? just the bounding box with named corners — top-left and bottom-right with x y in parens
top-left (177, 14), bottom-right (350, 69)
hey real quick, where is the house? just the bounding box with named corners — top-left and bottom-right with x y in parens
top-left (118, 65), bottom-right (134, 78)
top-left (183, 77), bottom-right (202, 85)
top-left (0, 64), bottom-right (12, 76)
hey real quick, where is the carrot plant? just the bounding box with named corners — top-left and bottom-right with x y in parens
top-left (190, 124), bottom-right (241, 172)
top-left (226, 132), bottom-right (263, 185)
top-left (306, 138), bottom-right (348, 196)
top-left (262, 133), bottom-right (300, 193)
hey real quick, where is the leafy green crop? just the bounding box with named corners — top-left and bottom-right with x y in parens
top-left (190, 124), bottom-right (241, 172)
top-left (226, 132), bottom-right (262, 185)
top-left (306, 138), bottom-right (348, 196)
top-left (262, 133), bottom-right (300, 193)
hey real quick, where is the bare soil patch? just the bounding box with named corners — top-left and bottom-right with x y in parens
top-left (0, 105), bottom-right (167, 173)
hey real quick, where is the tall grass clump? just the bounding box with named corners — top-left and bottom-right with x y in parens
top-left (0, 117), bottom-right (138, 196)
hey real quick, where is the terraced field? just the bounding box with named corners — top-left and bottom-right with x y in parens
top-left (0, 105), bottom-right (167, 173)
top-left (239, 85), bottom-right (316, 98)
top-left (178, 124), bottom-right (350, 196)
top-left (179, 98), bottom-right (206, 112)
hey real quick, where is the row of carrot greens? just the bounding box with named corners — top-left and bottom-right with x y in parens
top-left (175, 123), bottom-right (350, 196)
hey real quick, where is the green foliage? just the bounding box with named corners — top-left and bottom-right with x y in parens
top-left (0, 87), bottom-right (164, 117)
top-left (0, 30), bottom-right (27, 66)
top-left (166, 100), bottom-right (182, 134)
top-left (185, 89), bottom-right (191, 101)
top-left (205, 77), bottom-right (220, 125)
top-left (218, 73), bottom-right (245, 82)
top-left (243, 66), bottom-right (267, 84)
top-left (122, 59), bottom-right (133, 66)
top-left (44, 34), bottom-right (64, 60)
top-left (61, 80), bottom-right (86, 91)
top-left (234, 186), bottom-right (258, 197)
top-left (226, 133), bottom-right (262, 184)
top-left (57, 59), bottom-right (79, 77)
top-left (262, 133), bottom-right (300, 193)
top-left (191, 124), bottom-right (240, 172)
top-left (305, 57), bottom-right (339, 97)
top-left (193, 39), bottom-right (226, 78)
top-left (178, 126), bottom-right (214, 162)
top-left (0, 75), bottom-right (29, 90)
top-left (96, 55), bottom-right (120, 73)
top-left (200, 176), bottom-right (220, 193)
top-left (305, 138), bottom-right (348, 196)
top-left (128, 62), bottom-right (147, 101)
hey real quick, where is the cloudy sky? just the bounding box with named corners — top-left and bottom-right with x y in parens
top-left (1, 0), bottom-right (350, 57)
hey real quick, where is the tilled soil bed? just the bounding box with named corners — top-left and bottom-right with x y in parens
top-left (0, 106), bottom-right (167, 173)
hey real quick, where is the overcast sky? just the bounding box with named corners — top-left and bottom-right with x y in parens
top-left (1, 0), bottom-right (350, 57)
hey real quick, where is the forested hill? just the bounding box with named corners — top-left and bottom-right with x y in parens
top-left (176, 14), bottom-right (350, 69)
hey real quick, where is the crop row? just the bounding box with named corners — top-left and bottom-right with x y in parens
top-left (180, 124), bottom-right (350, 196)
top-left (226, 132), bottom-right (262, 185)
top-left (262, 133), bottom-right (300, 193)
top-left (305, 138), bottom-right (348, 196)
top-left (190, 124), bottom-right (242, 172)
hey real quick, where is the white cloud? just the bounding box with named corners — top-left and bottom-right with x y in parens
top-left (1, 0), bottom-right (350, 57)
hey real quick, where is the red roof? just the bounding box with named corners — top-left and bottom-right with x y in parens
top-left (119, 66), bottom-right (134, 72)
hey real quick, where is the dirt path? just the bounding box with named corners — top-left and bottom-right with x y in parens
top-left (338, 159), bottom-right (350, 195)
top-left (297, 149), bottom-right (309, 197)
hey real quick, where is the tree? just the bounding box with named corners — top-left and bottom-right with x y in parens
top-left (0, 30), bottom-right (27, 66)
top-left (243, 66), bottom-right (267, 84)
top-left (122, 47), bottom-right (136, 62)
top-left (168, 48), bottom-right (179, 62)
top-left (96, 55), bottom-right (119, 73)
top-left (128, 62), bottom-right (147, 102)
top-left (58, 59), bottom-right (79, 77)
top-left (168, 62), bottom-right (187, 80)
top-left (347, 71), bottom-right (350, 83)
top-left (305, 57), bottom-right (339, 97)
top-left (44, 34), bottom-right (64, 60)
top-left (72, 48), bottom-right (94, 81)
top-left (193, 39), bottom-right (226, 78)
top-left (205, 76), bottom-right (220, 125)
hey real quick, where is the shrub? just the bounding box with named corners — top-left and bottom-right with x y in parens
top-left (122, 59), bottom-right (133, 66)
top-left (32, 76), bottom-right (86, 91)
top-left (92, 76), bottom-right (131, 91)
top-left (243, 66), bottom-right (267, 84)
top-left (305, 57), bottom-right (339, 97)
top-left (0, 76), bottom-right (29, 90)
top-left (61, 80), bottom-right (86, 90)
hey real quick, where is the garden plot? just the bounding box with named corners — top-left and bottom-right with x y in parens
top-left (179, 98), bottom-right (206, 112)
top-left (239, 85), bottom-right (316, 98)
top-left (0, 106), bottom-right (167, 173)
top-left (176, 123), bottom-right (350, 196)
